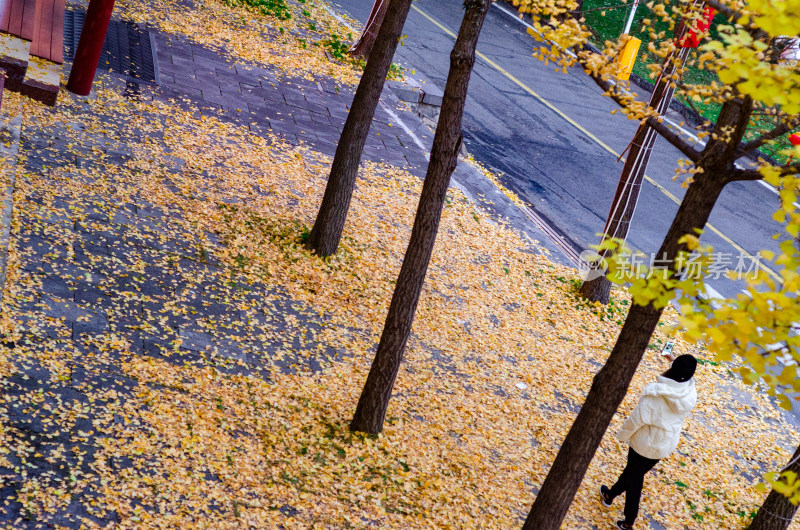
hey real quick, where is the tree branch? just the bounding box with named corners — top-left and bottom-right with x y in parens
top-left (729, 168), bottom-right (764, 181)
top-left (730, 164), bottom-right (800, 182)
top-left (587, 71), bottom-right (703, 162)
top-left (739, 116), bottom-right (800, 155)
top-left (645, 116), bottom-right (703, 162)
top-left (703, 0), bottom-right (769, 40)
top-left (702, 0), bottom-right (740, 21)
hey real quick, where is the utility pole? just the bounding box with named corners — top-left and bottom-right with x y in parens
top-left (349, 0), bottom-right (388, 60)
top-left (600, 45), bottom-right (692, 250)
top-left (579, 4), bottom-right (713, 303)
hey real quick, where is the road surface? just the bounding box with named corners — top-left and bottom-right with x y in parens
top-left (331, 0), bottom-right (787, 301)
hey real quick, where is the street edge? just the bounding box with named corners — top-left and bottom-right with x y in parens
top-left (0, 108), bottom-right (21, 307)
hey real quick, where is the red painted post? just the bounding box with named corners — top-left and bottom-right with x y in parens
top-left (66, 0), bottom-right (115, 96)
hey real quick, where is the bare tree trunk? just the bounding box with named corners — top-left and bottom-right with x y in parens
top-left (306, 0), bottom-right (413, 257)
top-left (749, 444), bottom-right (800, 530)
top-left (523, 97), bottom-right (754, 528)
top-left (571, 0), bottom-right (584, 21)
top-left (524, 172), bottom-right (727, 529)
top-left (578, 273), bottom-right (612, 303)
top-left (349, 0), bottom-right (389, 60)
top-left (350, 0), bottom-right (492, 435)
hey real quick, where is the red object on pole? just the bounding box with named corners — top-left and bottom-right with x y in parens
top-left (66, 0), bottom-right (115, 96)
top-left (678, 5), bottom-right (715, 48)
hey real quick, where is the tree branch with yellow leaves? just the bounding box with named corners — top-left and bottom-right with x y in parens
top-left (586, 70), bottom-right (704, 162)
top-left (740, 116), bottom-right (800, 155)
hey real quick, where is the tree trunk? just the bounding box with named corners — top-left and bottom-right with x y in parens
top-left (578, 274), bottom-right (612, 303)
top-left (525, 56), bottom-right (756, 530)
top-left (523, 171), bottom-right (727, 528)
top-left (571, 0), bottom-right (584, 21)
top-left (749, 444), bottom-right (800, 530)
top-left (349, 0), bottom-right (389, 60)
top-left (306, 0), bottom-right (413, 257)
top-left (350, 0), bottom-right (492, 435)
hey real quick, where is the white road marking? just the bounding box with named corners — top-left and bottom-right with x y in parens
top-left (492, 2), bottom-right (539, 33)
top-left (701, 284), bottom-right (723, 309)
top-left (777, 353), bottom-right (796, 366)
top-left (492, 2), bottom-right (577, 58)
top-left (322, 3), bottom-right (356, 32)
top-left (378, 100), bottom-right (429, 153)
top-left (377, 100), bottom-right (488, 203)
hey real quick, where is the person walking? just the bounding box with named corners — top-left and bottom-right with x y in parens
top-left (600, 354), bottom-right (698, 529)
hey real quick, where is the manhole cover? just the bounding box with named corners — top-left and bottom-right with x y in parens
top-left (64, 11), bottom-right (158, 85)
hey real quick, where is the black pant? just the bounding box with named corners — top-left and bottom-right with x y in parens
top-left (608, 447), bottom-right (660, 526)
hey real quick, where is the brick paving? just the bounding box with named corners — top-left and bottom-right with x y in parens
top-left (0, 12), bottom-right (566, 528)
top-left (153, 31), bottom-right (434, 170)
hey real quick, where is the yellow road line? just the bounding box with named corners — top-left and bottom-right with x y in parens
top-left (410, 4), bottom-right (781, 282)
top-left (641, 175), bottom-right (760, 267)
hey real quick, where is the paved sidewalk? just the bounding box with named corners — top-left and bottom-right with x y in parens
top-left (0, 6), bottom-right (789, 528)
top-left (150, 30), bottom-right (568, 263)
top-left (0, 14), bottom-right (567, 527)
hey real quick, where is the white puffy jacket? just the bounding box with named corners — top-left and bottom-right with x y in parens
top-left (617, 375), bottom-right (697, 460)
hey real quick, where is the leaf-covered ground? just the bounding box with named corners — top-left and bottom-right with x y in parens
top-left (117, 0), bottom-right (362, 85)
top-left (0, 0), bottom-right (797, 528)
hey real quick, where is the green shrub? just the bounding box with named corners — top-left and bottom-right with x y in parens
top-left (223, 0), bottom-right (291, 20)
top-left (323, 33), bottom-right (350, 61)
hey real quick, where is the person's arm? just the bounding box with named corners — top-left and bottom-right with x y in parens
top-left (617, 398), bottom-right (649, 442)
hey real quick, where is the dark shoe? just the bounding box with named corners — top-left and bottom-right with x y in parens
top-left (600, 485), bottom-right (613, 508)
top-left (616, 521), bottom-right (633, 529)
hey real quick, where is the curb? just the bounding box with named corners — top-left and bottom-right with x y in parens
top-left (379, 77), bottom-right (576, 265)
top-left (0, 106), bottom-right (20, 307)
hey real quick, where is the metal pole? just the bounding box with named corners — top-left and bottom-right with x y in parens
top-left (602, 45), bottom-right (691, 243)
top-left (599, 1), bottom-right (701, 246)
top-left (580, 7), bottom-right (701, 301)
top-left (66, 0), bottom-right (116, 96)
top-left (622, 0), bottom-right (641, 35)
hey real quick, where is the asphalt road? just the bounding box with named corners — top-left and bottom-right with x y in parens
top-left (330, 0), bottom-right (786, 301)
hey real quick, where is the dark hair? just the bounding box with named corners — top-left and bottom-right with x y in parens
top-left (663, 354), bottom-right (697, 383)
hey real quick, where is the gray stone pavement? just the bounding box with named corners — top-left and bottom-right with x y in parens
top-left (0, 13), bottom-right (570, 527)
top-left (1, 6), bottom-right (783, 528)
top-left (0, 108), bottom-right (334, 525)
top-left (150, 30), bottom-right (569, 263)
top-left (153, 31), bottom-right (423, 166)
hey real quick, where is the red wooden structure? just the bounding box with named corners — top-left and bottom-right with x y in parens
top-left (678, 5), bottom-right (716, 48)
top-left (66, 0), bottom-right (115, 96)
top-left (30, 0), bottom-right (65, 63)
top-left (0, 0), bottom-right (67, 104)
top-left (0, 0), bottom-right (113, 105)
top-left (0, 0), bottom-right (37, 41)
